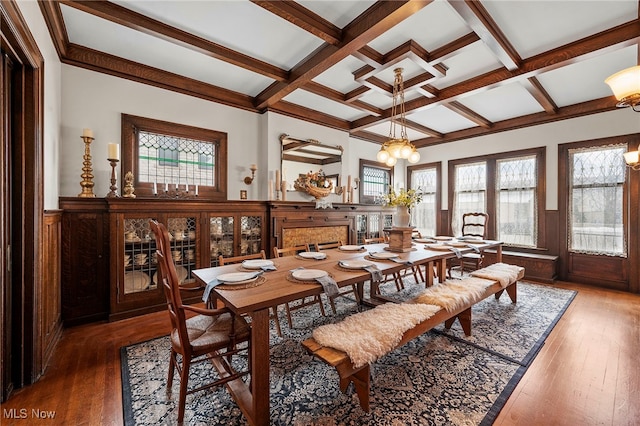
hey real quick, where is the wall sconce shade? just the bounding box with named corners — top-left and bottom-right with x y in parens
top-left (623, 144), bottom-right (640, 171)
top-left (605, 65), bottom-right (640, 112)
top-left (244, 164), bottom-right (257, 184)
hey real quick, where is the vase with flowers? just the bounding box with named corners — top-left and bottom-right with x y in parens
top-left (293, 169), bottom-right (333, 199)
top-left (381, 188), bottom-right (422, 228)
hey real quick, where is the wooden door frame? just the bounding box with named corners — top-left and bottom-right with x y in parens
top-left (558, 133), bottom-right (639, 294)
top-left (1, 0), bottom-right (45, 399)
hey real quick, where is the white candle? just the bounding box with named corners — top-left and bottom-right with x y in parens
top-left (107, 143), bottom-right (119, 160)
top-left (195, 185), bottom-right (198, 196)
top-left (185, 183), bottom-right (189, 193)
top-left (175, 183), bottom-right (178, 190)
top-left (275, 170), bottom-right (281, 188)
top-left (269, 179), bottom-right (274, 200)
top-left (82, 128), bottom-right (93, 138)
top-left (281, 181), bottom-right (287, 201)
top-left (338, 175), bottom-right (342, 188)
top-left (164, 182), bottom-right (168, 192)
top-left (347, 175), bottom-right (352, 190)
top-left (153, 182), bottom-right (157, 195)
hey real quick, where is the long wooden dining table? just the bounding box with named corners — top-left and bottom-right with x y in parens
top-left (192, 240), bottom-right (503, 426)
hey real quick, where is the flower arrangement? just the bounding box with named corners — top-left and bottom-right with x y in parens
top-left (294, 169), bottom-right (333, 199)
top-left (381, 187), bottom-right (422, 208)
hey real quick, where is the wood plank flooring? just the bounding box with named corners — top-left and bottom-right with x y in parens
top-left (1, 281), bottom-right (639, 425)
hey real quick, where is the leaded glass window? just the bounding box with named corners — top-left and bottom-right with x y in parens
top-left (361, 162), bottom-right (392, 204)
top-left (452, 162), bottom-right (486, 235)
top-left (138, 131), bottom-right (216, 187)
top-left (411, 167), bottom-right (437, 237)
top-left (496, 155), bottom-right (537, 247)
top-left (569, 144), bottom-right (627, 256)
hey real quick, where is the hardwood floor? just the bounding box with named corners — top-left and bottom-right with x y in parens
top-left (1, 281), bottom-right (639, 425)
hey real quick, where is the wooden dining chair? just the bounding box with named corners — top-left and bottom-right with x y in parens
top-left (218, 250), bottom-right (283, 337)
top-left (449, 212), bottom-right (489, 277)
top-left (273, 244), bottom-right (327, 328)
top-left (150, 220), bottom-right (251, 425)
top-left (311, 241), bottom-right (360, 314)
top-left (363, 237), bottom-right (405, 292)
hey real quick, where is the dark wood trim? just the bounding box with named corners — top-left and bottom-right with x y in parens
top-left (557, 133), bottom-right (639, 293)
top-left (522, 77), bottom-right (559, 114)
top-left (1, 0), bottom-right (45, 393)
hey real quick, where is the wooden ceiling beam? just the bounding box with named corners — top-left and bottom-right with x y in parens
top-left (38, 1), bottom-right (69, 57)
top-left (522, 77), bottom-right (559, 114)
top-left (412, 97), bottom-right (617, 147)
top-left (351, 19), bottom-right (640, 130)
top-left (60, 0), bottom-right (289, 81)
top-left (250, 0), bottom-right (342, 45)
top-left (254, 0), bottom-right (434, 110)
top-left (268, 101), bottom-right (351, 131)
top-left (303, 81), bottom-right (384, 116)
top-left (63, 44), bottom-right (257, 110)
top-left (446, 0), bottom-right (521, 71)
top-left (444, 101), bottom-right (493, 128)
top-left (404, 120), bottom-right (444, 138)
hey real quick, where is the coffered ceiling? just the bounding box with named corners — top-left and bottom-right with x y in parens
top-left (39, 0), bottom-right (640, 149)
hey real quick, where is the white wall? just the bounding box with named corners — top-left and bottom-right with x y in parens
top-left (417, 108), bottom-right (640, 210)
top-left (17, 0), bottom-right (63, 210)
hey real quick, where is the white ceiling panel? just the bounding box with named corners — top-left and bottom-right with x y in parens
top-left (459, 83), bottom-right (544, 122)
top-left (298, 0), bottom-right (375, 28)
top-left (368, 0), bottom-right (470, 54)
top-left (313, 56), bottom-right (366, 93)
top-left (537, 46), bottom-right (639, 108)
top-left (113, 0), bottom-right (325, 69)
top-left (407, 106), bottom-right (478, 133)
top-left (285, 90), bottom-right (368, 121)
top-left (482, 0), bottom-right (639, 59)
top-left (432, 41), bottom-right (503, 89)
top-left (363, 121), bottom-right (427, 142)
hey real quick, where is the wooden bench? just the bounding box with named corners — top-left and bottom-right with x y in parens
top-left (301, 268), bottom-right (524, 411)
top-left (483, 249), bottom-right (558, 283)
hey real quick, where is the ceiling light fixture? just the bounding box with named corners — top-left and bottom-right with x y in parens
top-left (604, 65), bottom-right (640, 112)
top-left (377, 68), bottom-right (420, 166)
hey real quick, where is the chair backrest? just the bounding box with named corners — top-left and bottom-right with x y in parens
top-left (364, 237), bottom-right (385, 244)
top-left (312, 241), bottom-right (343, 251)
top-left (149, 220), bottom-right (190, 348)
top-left (219, 250), bottom-right (266, 266)
top-left (273, 244), bottom-right (310, 258)
top-left (461, 212), bottom-right (489, 239)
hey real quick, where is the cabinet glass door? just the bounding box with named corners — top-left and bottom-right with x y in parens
top-left (209, 215), bottom-right (234, 266)
top-left (240, 215), bottom-right (262, 256)
top-left (123, 217), bottom-right (157, 294)
top-left (166, 216), bottom-right (198, 286)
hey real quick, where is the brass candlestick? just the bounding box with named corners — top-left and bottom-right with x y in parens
top-left (78, 135), bottom-right (96, 197)
top-left (106, 158), bottom-right (119, 198)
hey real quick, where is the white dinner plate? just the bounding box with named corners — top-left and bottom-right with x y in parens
top-left (339, 245), bottom-right (364, 251)
top-left (241, 259), bottom-right (274, 269)
top-left (368, 252), bottom-right (399, 259)
top-left (446, 241), bottom-right (468, 248)
top-left (433, 236), bottom-right (453, 241)
top-left (298, 252), bottom-right (327, 259)
top-left (217, 272), bottom-right (261, 284)
top-left (124, 271), bottom-right (150, 293)
top-left (414, 238), bottom-right (435, 243)
top-left (465, 239), bottom-right (488, 244)
top-left (292, 269), bottom-right (328, 280)
top-left (339, 260), bottom-right (374, 269)
top-left (153, 265), bottom-right (188, 285)
top-left (424, 244), bottom-right (453, 251)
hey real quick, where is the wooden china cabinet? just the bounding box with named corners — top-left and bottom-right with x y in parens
top-left (60, 198), bottom-right (266, 323)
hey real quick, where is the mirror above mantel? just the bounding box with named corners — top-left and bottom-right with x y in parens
top-left (280, 134), bottom-right (343, 193)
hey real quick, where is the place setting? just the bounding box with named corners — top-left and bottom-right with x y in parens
top-left (296, 251), bottom-right (328, 260)
top-left (202, 270), bottom-right (266, 302)
top-left (336, 259), bottom-right (383, 282)
top-left (287, 267), bottom-right (338, 297)
top-left (239, 258), bottom-right (277, 271)
top-left (338, 244), bottom-right (366, 252)
top-left (366, 251), bottom-right (414, 266)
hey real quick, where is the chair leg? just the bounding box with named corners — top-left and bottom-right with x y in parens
top-left (167, 349), bottom-right (177, 392)
top-left (316, 296), bottom-right (326, 316)
top-left (271, 306), bottom-right (283, 337)
top-left (328, 295), bottom-right (337, 315)
top-left (284, 303), bottom-right (294, 329)
top-left (177, 355), bottom-right (191, 425)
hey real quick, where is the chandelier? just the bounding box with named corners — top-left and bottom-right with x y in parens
top-left (376, 68), bottom-right (420, 166)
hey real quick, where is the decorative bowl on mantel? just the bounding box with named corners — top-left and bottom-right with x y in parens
top-left (293, 171), bottom-right (333, 199)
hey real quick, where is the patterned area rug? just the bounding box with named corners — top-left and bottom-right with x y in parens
top-left (121, 280), bottom-right (575, 425)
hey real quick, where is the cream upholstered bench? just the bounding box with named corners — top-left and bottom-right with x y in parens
top-left (301, 263), bottom-right (525, 411)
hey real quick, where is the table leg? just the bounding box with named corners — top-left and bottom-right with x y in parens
top-left (437, 259), bottom-right (447, 282)
top-left (496, 245), bottom-right (502, 263)
top-left (425, 261), bottom-right (434, 286)
top-left (248, 308), bottom-right (270, 425)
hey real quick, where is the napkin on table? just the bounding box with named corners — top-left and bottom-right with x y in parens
top-left (315, 275), bottom-right (339, 297)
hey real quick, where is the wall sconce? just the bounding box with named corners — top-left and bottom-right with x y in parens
top-left (605, 65), bottom-right (640, 112)
top-left (624, 143), bottom-right (640, 171)
top-left (244, 164), bottom-right (257, 184)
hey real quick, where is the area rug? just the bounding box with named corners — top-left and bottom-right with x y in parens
top-left (120, 281), bottom-right (576, 425)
